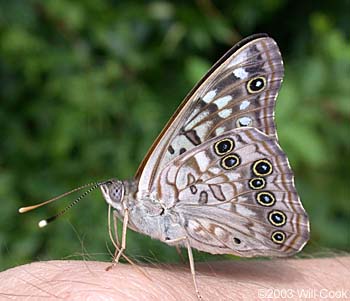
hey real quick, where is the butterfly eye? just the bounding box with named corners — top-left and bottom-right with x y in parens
top-left (249, 177), bottom-right (266, 190)
top-left (268, 210), bottom-right (287, 226)
top-left (221, 154), bottom-right (240, 170)
top-left (252, 159), bottom-right (273, 176)
top-left (256, 191), bottom-right (275, 206)
top-left (271, 231), bottom-right (286, 244)
top-left (214, 138), bottom-right (234, 156)
top-left (247, 76), bottom-right (266, 94)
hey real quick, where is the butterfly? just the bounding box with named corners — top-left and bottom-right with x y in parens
top-left (20, 33), bottom-right (310, 298)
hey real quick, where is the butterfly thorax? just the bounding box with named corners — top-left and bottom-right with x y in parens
top-left (101, 178), bottom-right (187, 243)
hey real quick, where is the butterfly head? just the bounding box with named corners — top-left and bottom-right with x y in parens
top-left (100, 179), bottom-right (124, 209)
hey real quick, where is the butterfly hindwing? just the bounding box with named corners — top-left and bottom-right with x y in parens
top-left (157, 128), bottom-right (309, 256)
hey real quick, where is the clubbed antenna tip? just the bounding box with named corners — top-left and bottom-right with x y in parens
top-left (38, 220), bottom-right (48, 228)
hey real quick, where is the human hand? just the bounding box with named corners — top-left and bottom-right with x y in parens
top-left (1, 257), bottom-right (349, 300)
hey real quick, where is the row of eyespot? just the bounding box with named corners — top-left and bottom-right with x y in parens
top-left (219, 76), bottom-right (286, 244)
top-left (213, 137), bottom-right (287, 244)
top-left (242, 76), bottom-right (287, 244)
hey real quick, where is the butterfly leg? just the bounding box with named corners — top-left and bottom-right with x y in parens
top-left (106, 207), bottom-right (137, 271)
top-left (185, 239), bottom-right (201, 300)
top-left (164, 236), bottom-right (201, 299)
top-left (114, 208), bottom-right (129, 263)
top-left (108, 205), bottom-right (121, 250)
top-left (106, 205), bottom-right (120, 270)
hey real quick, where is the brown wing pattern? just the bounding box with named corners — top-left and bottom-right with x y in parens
top-left (136, 34), bottom-right (284, 194)
top-left (157, 128), bottom-right (309, 256)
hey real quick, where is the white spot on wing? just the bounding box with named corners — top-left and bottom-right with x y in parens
top-left (208, 167), bottom-right (221, 174)
top-left (194, 151), bottom-right (210, 172)
top-left (237, 116), bottom-right (252, 127)
top-left (194, 122), bottom-right (211, 140)
top-left (203, 90), bottom-right (217, 103)
top-left (233, 68), bottom-right (248, 79)
top-left (218, 108), bottom-right (232, 118)
top-left (214, 95), bottom-right (232, 109)
top-left (227, 173), bottom-right (242, 181)
top-left (240, 100), bottom-right (250, 110)
top-left (215, 127), bottom-right (225, 135)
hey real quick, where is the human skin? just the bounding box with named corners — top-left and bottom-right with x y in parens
top-left (0, 257), bottom-right (349, 300)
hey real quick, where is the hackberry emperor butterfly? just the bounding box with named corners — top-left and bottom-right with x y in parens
top-left (20, 33), bottom-right (310, 298)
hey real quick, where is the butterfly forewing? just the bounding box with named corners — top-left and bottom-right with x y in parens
top-left (136, 34), bottom-right (283, 193)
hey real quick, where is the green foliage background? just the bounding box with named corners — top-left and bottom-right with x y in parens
top-left (0, 1), bottom-right (349, 270)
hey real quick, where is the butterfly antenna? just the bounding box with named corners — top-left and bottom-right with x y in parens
top-left (18, 182), bottom-right (99, 214)
top-left (38, 182), bottom-right (101, 228)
